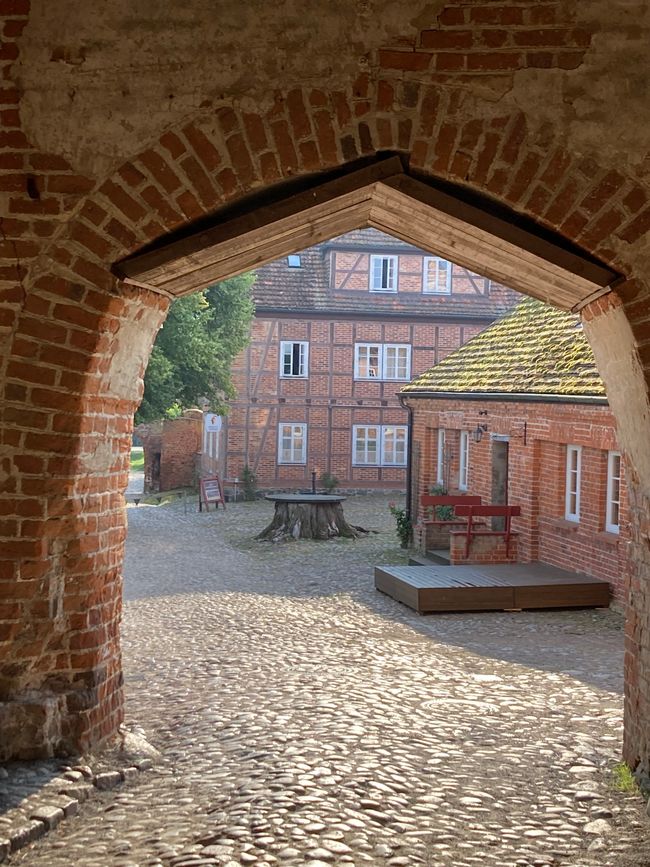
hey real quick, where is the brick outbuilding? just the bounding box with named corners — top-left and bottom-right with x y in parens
top-left (402, 298), bottom-right (630, 602)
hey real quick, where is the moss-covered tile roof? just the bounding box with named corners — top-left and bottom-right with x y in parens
top-left (402, 296), bottom-right (605, 398)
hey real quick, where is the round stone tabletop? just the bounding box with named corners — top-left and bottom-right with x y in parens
top-left (264, 493), bottom-right (347, 504)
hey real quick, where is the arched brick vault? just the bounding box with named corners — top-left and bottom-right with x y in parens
top-left (3, 0), bottom-right (650, 770)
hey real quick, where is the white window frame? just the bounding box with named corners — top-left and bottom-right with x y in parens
top-left (565, 445), bottom-right (582, 522)
top-left (382, 344), bottom-right (411, 381)
top-left (423, 256), bottom-right (452, 294)
top-left (280, 340), bottom-right (309, 378)
top-left (459, 430), bottom-right (469, 491)
top-left (353, 425), bottom-right (380, 466)
top-left (436, 428), bottom-right (446, 486)
top-left (369, 254), bottom-right (398, 292)
top-left (605, 450), bottom-right (622, 534)
top-left (353, 425), bottom-right (408, 467)
top-left (354, 343), bottom-right (381, 379)
top-left (354, 343), bottom-right (411, 381)
top-left (382, 425), bottom-right (408, 466)
top-left (277, 423), bottom-right (307, 464)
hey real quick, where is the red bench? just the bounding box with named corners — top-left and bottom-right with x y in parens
top-left (453, 504), bottom-right (521, 559)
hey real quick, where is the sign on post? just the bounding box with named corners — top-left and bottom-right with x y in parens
top-left (199, 475), bottom-right (226, 511)
top-left (204, 414), bottom-right (222, 433)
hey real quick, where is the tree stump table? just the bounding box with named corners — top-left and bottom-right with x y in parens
top-left (256, 494), bottom-right (368, 542)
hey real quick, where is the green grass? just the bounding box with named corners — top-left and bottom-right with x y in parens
top-left (611, 762), bottom-right (639, 793)
top-left (130, 447), bottom-right (144, 473)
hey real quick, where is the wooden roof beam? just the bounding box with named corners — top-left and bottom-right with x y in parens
top-left (114, 155), bottom-right (620, 310)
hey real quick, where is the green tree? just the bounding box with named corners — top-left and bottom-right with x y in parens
top-left (136, 273), bottom-right (254, 423)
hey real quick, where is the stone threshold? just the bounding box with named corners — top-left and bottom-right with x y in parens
top-left (0, 734), bottom-right (157, 863)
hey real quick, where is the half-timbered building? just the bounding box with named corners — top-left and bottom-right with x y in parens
top-left (222, 228), bottom-right (521, 491)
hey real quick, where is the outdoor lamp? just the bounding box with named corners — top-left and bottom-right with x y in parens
top-left (472, 424), bottom-right (488, 443)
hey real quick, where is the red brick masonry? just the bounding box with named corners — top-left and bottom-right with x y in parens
top-left (404, 395), bottom-right (630, 602)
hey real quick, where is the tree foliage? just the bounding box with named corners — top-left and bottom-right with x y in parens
top-left (136, 273), bottom-right (254, 423)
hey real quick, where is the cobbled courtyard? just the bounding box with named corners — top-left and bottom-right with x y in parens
top-left (11, 494), bottom-right (650, 867)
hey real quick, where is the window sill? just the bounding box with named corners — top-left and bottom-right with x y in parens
top-left (353, 377), bottom-right (410, 382)
top-left (352, 464), bottom-right (407, 468)
top-left (369, 288), bottom-right (397, 293)
top-left (280, 375), bottom-right (308, 379)
top-left (423, 290), bottom-right (451, 296)
top-left (595, 530), bottom-right (621, 545)
top-left (543, 517), bottom-right (580, 533)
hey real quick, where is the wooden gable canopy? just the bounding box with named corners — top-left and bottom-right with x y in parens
top-left (115, 156), bottom-right (619, 312)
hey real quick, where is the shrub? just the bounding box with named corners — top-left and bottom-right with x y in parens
top-left (389, 502), bottom-right (412, 548)
top-left (430, 483), bottom-right (454, 521)
top-left (241, 464), bottom-right (257, 501)
top-left (320, 471), bottom-right (339, 493)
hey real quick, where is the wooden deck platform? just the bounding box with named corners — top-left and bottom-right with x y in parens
top-left (375, 562), bottom-right (610, 613)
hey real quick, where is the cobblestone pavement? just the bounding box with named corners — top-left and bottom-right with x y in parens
top-left (13, 494), bottom-right (650, 866)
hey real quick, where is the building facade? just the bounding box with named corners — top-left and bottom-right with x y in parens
top-left (223, 229), bottom-right (521, 490)
top-left (401, 298), bottom-right (631, 602)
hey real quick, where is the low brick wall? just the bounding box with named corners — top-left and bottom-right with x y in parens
top-left (414, 521), bottom-right (467, 553)
top-left (449, 531), bottom-right (519, 565)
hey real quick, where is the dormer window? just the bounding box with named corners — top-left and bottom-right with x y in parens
top-left (370, 255), bottom-right (397, 292)
top-left (287, 254), bottom-right (301, 267)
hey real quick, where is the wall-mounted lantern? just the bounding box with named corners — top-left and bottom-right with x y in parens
top-left (472, 423), bottom-right (489, 443)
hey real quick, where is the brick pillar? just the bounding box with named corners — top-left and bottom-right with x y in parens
top-left (0, 273), bottom-right (168, 760)
top-left (583, 290), bottom-right (650, 779)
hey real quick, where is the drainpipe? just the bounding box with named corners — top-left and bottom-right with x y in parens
top-left (398, 393), bottom-right (414, 523)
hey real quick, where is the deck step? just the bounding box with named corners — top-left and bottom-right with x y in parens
top-left (375, 562), bottom-right (610, 614)
top-left (427, 548), bottom-right (451, 565)
top-left (409, 552), bottom-right (444, 566)
top-left (408, 551), bottom-right (451, 566)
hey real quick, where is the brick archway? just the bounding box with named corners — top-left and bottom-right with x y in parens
top-left (3, 2), bottom-right (650, 774)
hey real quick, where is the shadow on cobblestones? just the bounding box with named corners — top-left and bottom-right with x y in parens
top-left (123, 494), bottom-right (623, 695)
top-left (13, 493), bottom-right (649, 867)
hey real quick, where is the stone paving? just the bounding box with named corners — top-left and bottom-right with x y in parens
top-left (11, 494), bottom-right (650, 866)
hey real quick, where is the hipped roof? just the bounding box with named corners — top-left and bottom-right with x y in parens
top-left (401, 296), bottom-right (606, 399)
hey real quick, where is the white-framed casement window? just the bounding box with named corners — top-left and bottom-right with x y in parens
top-left (565, 444), bottom-right (582, 522)
top-left (436, 428), bottom-right (446, 485)
top-left (280, 340), bottom-right (308, 378)
top-left (353, 425), bottom-right (408, 466)
top-left (369, 254), bottom-right (398, 292)
top-left (605, 450), bottom-right (622, 534)
top-left (382, 425), bottom-right (408, 466)
top-left (383, 344), bottom-right (411, 380)
top-left (353, 425), bottom-right (379, 466)
top-left (354, 343), bottom-right (411, 380)
top-left (459, 430), bottom-right (470, 491)
top-left (423, 256), bottom-right (452, 294)
top-left (355, 343), bottom-right (381, 378)
top-left (278, 423), bottom-right (307, 464)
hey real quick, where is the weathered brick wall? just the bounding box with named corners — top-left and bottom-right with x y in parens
top-left (405, 395), bottom-right (631, 601)
top-left (160, 412), bottom-right (202, 492)
top-left (1, 1), bottom-right (650, 770)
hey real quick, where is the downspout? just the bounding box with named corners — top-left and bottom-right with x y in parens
top-left (398, 393), bottom-right (414, 524)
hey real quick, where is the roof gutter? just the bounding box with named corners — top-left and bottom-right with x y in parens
top-left (399, 391), bottom-right (609, 405)
top-left (397, 392), bottom-right (414, 528)
top-left (253, 306), bottom-right (502, 324)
